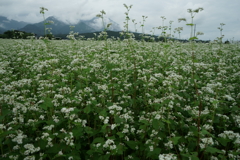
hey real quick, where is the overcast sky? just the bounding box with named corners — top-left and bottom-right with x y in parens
top-left (0, 0), bottom-right (240, 41)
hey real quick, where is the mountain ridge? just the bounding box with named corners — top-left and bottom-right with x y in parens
top-left (0, 15), bottom-right (121, 35)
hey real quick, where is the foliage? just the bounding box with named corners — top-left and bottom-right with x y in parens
top-left (0, 30), bottom-right (34, 39)
top-left (0, 37), bottom-right (239, 160)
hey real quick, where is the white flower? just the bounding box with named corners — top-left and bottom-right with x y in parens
top-left (159, 153), bottom-right (177, 160)
top-left (111, 124), bottom-right (117, 130)
top-left (104, 118), bottom-right (109, 124)
top-left (58, 150), bottom-right (63, 155)
top-left (149, 145), bottom-right (154, 151)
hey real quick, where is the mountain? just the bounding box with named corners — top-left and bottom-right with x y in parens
top-left (83, 17), bottom-right (121, 32)
top-left (0, 27), bottom-right (6, 34)
top-left (0, 15), bottom-right (122, 36)
top-left (19, 16), bottom-right (121, 36)
top-left (19, 24), bottom-right (42, 35)
top-left (0, 16), bottom-right (28, 31)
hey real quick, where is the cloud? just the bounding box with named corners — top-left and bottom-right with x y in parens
top-left (0, 0), bottom-right (239, 41)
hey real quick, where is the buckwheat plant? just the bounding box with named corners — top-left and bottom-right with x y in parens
top-left (139, 15), bottom-right (148, 42)
top-left (178, 7), bottom-right (204, 40)
top-left (132, 19), bottom-right (137, 32)
top-left (67, 26), bottom-right (79, 41)
top-left (40, 7), bottom-right (49, 38)
top-left (96, 10), bottom-right (107, 31)
top-left (123, 4), bottom-right (133, 33)
top-left (168, 20), bottom-right (174, 38)
top-left (217, 23), bottom-right (225, 44)
top-left (160, 16), bottom-right (166, 35)
top-left (174, 27), bottom-right (183, 39)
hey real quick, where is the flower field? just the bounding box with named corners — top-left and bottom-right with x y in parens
top-left (0, 38), bottom-right (239, 160)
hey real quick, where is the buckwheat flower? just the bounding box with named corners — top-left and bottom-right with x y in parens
top-left (39, 115), bottom-right (44, 120)
top-left (159, 154), bottom-right (177, 160)
top-left (58, 150), bottom-right (63, 155)
top-left (104, 117), bottom-right (109, 124)
top-left (96, 143), bottom-right (101, 148)
top-left (223, 95), bottom-right (235, 101)
top-left (43, 124), bottom-right (54, 131)
top-left (111, 124), bottom-right (117, 130)
top-left (0, 124), bottom-right (6, 129)
top-left (79, 120), bottom-right (86, 127)
top-left (24, 144), bottom-right (40, 155)
top-left (109, 110), bottom-right (115, 115)
top-left (69, 114), bottom-right (76, 120)
top-left (149, 145), bottom-right (154, 152)
top-left (23, 155), bottom-right (35, 160)
top-left (13, 145), bottom-right (20, 150)
top-left (200, 137), bottom-right (214, 149)
top-left (12, 131), bottom-right (27, 144)
top-left (9, 155), bottom-right (19, 160)
top-left (41, 132), bottom-right (49, 139)
top-left (61, 107), bottom-right (67, 113)
top-left (131, 127), bottom-right (135, 133)
top-left (103, 139), bottom-right (114, 148)
top-left (60, 128), bottom-right (66, 133)
top-left (122, 128), bottom-right (129, 133)
top-left (52, 115), bottom-right (59, 123)
top-left (164, 141), bottom-right (173, 149)
top-left (110, 145), bottom-right (116, 150)
top-left (203, 124), bottom-right (214, 131)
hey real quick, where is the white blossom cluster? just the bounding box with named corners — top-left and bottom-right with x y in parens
top-left (0, 36), bottom-right (239, 159)
top-left (218, 131), bottom-right (240, 145)
top-left (158, 153), bottom-right (177, 160)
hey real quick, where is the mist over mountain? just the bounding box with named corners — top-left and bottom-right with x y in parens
top-left (0, 15), bottom-right (121, 36)
top-left (0, 16), bottom-right (29, 33)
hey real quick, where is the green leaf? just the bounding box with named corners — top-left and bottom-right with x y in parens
top-left (189, 37), bottom-right (198, 40)
top-left (190, 156), bottom-right (199, 160)
top-left (140, 119), bottom-right (149, 124)
top-left (126, 141), bottom-right (138, 150)
top-left (205, 146), bottom-right (223, 154)
top-left (171, 136), bottom-right (181, 145)
top-left (85, 126), bottom-right (94, 136)
top-left (217, 137), bottom-right (231, 147)
top-left (164, 45), bottom-right (170, 48)
top-left (117, 132), bottom-right (124, 138)
top-left (98, 155), bottom-right (110, 160)
top-left (200, 129), bottom-right (211, 136)
top-left (93, 137), bottom-right (104, 144)
top-left (186, 23), bottom-right (194, 26)
top-left (83, 105), bottom-right (91, 114)
top-left (99, 109), bottom-right (107, 117)
top-left (40, 97), bottom-right (53, 110)
top-left (101, 124), bottom-right (108, 134)
top-left (0, 107), bottom-right (11, 121)
top-left (162, 119), bottom-right (171, 124)
top-left (181, 153), bottom-right (199, 160)
top-left (147, 147), bottom-right (161, 158)
top-left (114, 116), bottom-right (122, 123)
top-left (152, 119), bottom-right (160, 129)
top-left (72, 127), bottom-right (84, 138)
